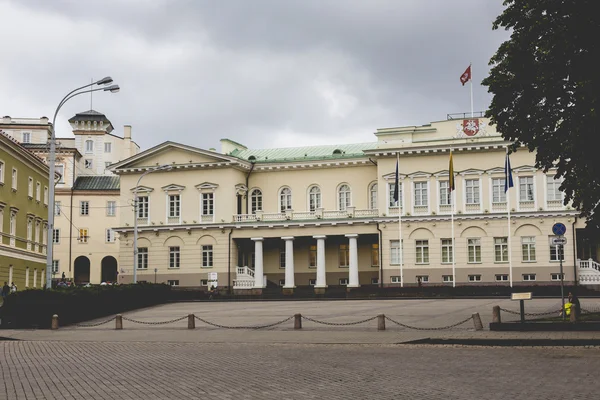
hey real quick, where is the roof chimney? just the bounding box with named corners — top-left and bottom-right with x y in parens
top-left (124, 125), bottom-right (132, 139)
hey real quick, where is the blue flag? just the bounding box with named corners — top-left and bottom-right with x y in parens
top-left (504, 153), bottom-right (514, 192)
top-left (393, 159), bottom-right (399, 203)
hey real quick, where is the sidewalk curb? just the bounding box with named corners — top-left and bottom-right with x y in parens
top-left (402, 338), bottom-right (600, 346)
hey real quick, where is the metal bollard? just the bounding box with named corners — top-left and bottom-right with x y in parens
top-left (294, 313), bottom-right (302, 330)
top-left (377, 314), bottom-right (386, 331)
top-left (115, 314), bottom-right (123, 330)
top-left (51, 314), bottom-right (59, 330)
top-left (570, 305), bottom-right (577, 323)
top-left (188, 314), bottom-right (195, 329)
top-left (492, 306), bottom-right (501, 323)
top-left (472, 313), bottom-right (483, 331)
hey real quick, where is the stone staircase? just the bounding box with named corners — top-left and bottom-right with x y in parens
top-left (578, 259), bottom-right (600, 284)
top-left (232, 266), bottom-right (263, 289)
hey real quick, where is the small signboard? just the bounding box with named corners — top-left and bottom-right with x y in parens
top-left (511, 292), bottom-right (533, 301)
top-left (208, 272), bottom-right (218, 288)
top-left (551, 237), bottom-right (567, 246)
top-left (552, 223), bottom-right (567, 236)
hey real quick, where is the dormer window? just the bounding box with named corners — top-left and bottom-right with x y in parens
top-left (22, 132), bottom-right (31, 143)
top-left (333, 149), bottom-right (342, 155)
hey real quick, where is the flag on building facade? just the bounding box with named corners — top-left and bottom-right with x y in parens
top-left (505, 152), bottom-right (514, 192)
top-left (460, 65), bottom-right (471, 86)
top-left (393, 159), bottom-right (399, 203)
top-left (449, 151), bottom-right (455, 192)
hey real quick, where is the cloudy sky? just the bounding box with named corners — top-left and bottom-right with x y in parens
top-left (0, 0), bottom-right (508, 151)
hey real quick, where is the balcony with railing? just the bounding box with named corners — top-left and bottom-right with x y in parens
top-left (232, 207), bottom-right (380, 222)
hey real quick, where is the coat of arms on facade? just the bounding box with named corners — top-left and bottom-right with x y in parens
top-left (455, 118), bottom-right (488, 138)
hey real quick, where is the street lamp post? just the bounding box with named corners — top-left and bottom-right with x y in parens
top-left (46, 78), bottom-right (120, 289)
top-left (133, 165), bottom-right (172, 284)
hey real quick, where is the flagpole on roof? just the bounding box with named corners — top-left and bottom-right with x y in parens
top-left (505, 147), bottom-right (514, 287)
top-left (470, 63), bottom-right (474, 118)
top-left (396, 152), bottom-right (404, 288)
top-left (449, 150), bottom-right (456, 288)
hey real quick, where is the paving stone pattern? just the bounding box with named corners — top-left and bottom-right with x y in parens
top-left (1, 341), bottom-right (599, 400)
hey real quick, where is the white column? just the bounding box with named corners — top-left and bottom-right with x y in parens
top-left (313, 235), bottom-right (327, 288)
top-left (282, 236), bottom-right (295, 288)
top-left (252, 237), bottom-right (264, 288)
top-left (346, 234), bottom-right (360, 287)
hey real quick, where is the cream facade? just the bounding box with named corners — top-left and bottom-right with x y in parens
top-left (110, 116), bottom-right (597, 290)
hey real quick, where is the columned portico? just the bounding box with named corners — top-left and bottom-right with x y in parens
top-left (282, 236), bottom-right (295, 288)
top-left (346, 234), bottom-right (360, 287)
top-left (313, 235), bottom-right (327, 289)
top-left (252, 237), bottom-right (265, 288)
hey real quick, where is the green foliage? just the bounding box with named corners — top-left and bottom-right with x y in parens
top-left (0, 283), bottom-right (171, 329)
top-left (483, 0), bottom-right (600, 228)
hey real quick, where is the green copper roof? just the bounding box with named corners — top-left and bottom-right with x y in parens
top-left (229, 142), bottom-right (378, 163)
top-left (73, 176), bottom-right (120, 190)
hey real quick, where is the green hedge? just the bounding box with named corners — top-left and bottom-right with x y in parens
top-left (0, 283), bottom-right (171, 329)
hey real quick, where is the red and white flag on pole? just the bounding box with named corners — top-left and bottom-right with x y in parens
top-left (460, 65), bottom-right (471, 86)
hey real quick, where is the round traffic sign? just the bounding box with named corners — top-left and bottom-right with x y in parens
top-left (552, 223), bottom-right (567, 236)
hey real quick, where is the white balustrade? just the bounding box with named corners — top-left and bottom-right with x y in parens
top-left (323, 210), bottom-right (348, 219)
top-left (354, 209), bottom-right (378, 218)
top-left (293, 211), bottom-right (316, 220)
top-left (546, 200), bottom-right (564, 210)
top-left (262, 212), bottom-right (287, 221)
top-left (233, 214), bottom-right (258, 222)
top-left (136, 217), bottom-right (149, 226)
top-left (519, 201), bottom-right (535, 211)
top-left (233, 279), bottom-right (255, 289)
top-left (413, 205), bottom-right (428, 215)
top-left (465, 203), bottom-right (481, 213)
top-left (491, 202), bottom-right (507, 212)
top-left (200, 215), bottom-right (214, 223)
top-left (167, 216), bottom-right (180, 224)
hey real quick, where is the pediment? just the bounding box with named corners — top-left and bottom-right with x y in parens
top-left (459, 168), bottom-right (484, 176)
top-left (162, 184), bottom-right (186, 192)
top-left (513, 165), bottom-right (536, 173)
top-left (485, 167), bottom-right (505, 175)
top-left (407, 171), bottom-right (432, 179)
top-left (382, 172), bottom-right (407, 181)
top-left (195, 182), bottom-right (219, 190)
top-left (131, 185), bottom-right (154, 193)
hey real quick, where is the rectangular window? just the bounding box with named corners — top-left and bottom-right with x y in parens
top-left (22, 132), bottom-right (31, 143)
top-left (28, 177), bottom-right (33, 197)
top-left (309, 245), bottom-right (317, 268)
top-left (104, 142), bottom-right (112, 153)
top-left (468, 238), bottom-right (482, 263)
top-left (465, 179), bottom-right (480, 204)
top-left (468, 275), bottom-right (482, 282)
top-left (371, 277), bottom-right (379, 285)
top-left (551, 273), bottom-right (564, 281)
top-left (137, 196), bottom-right (149, 218)
top-left (546, 175), bottom-right (563, 201)
top-left (53, 229), bottom-right (60, 244)
top-left (80, 201), bottom-right (89, 215)
top-left (416, 275), bottom-right (429, 283)
top-left (308, 279), bottom-right (316, 286)
top-left (0, 161), bottom-right (4, 184)
top-left (36, 182), bottom-right (41, 202)
top-left (339, 278), bottom-right (349, 286)
top-left (84, 159), bottom-right (93, 169)
top-left (492, 178), bottom-right (506, 203)
top-left (12, 168), bottom-right (17, 190)
top-left (388, 182), bottom-right (403, 207)
top-left (55, 165), bottom-right (65, 184)
top-left (414, 182), bottom-right (428, 207)
top-left (439, 181), bottom-right (451, 206)
top-left (107, 201), bottom-right (116, 216)
top-left (85, 140), bottom-right (94, 153)
top-left (339, 244), bottom-right (349, 267)
top-left (52, 260), bottom-right (59, 274)
top-left (390, 240), bottom-right (403, 265)
top-left (494, 237), bottom-right (508, 262)
top-left (168, 195), bottom-right (180, 217)
top-left (279, 248), bottom-right (286, 269)
top-left (55, 201), bottom-right (62, 216)
top-left (26, 219), bottom-right (33, 249)
top-left (44, 186), bottom-right (48, 205)
top-left (167, 280), bottom-right (179, 286)
top-left (495, 274), bottom-right (509, 282)
top-left (105, 229), bottom-right (115, 243)
top-left (442, 275), bottom-right (454, 283)
top-left (202, 245), bottom-right (213, 268)
top-left (519, 176), bottom-right (535, 202)
top-left (202, 193), bottom-right (214, 215)
top-left (415, 240), bottom-right (429, 264)
top-left (441, 239), bottom-right (454, 263)
top-left (371, 243), bottom-right (379, 267)
top-left (521, 236), bottom-right (536, 262)
top-left (78, 228), bottom-right (89, 243)
top-left (169, 246), bottom-right (181, 268)
top-left (523, 274), bottom-right (536, 281)
top-left (390, 276), bottom-right (401, 284)
top-left (137, 247), bottom-right (148, 269)
top-left (200, 279), bottom-right (208, 287)
top-left (550, 237), bottom-right (566, 261)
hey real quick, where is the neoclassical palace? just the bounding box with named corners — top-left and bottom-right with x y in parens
top-left (109, 115), bottom-right (599, 290)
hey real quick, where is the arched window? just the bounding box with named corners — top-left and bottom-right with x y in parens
top-left (279, 187), bottom-right (292, 212)
top-left (369, 183), bottom-right (378, 210)
top-left (250, 189), bottom-right (262, 214)
top-left (308, 186), bottom-right (321, 212)
top-left (85, 140), bottom-right (94, 154)
top-left (338, 184), bottom-right (351, 211)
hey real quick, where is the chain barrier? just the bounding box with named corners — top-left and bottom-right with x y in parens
top-left (194, 315), bottom-right (294, 330)
top-left (384, 315), bottom-right (473, 331)
top-left (301, 315), bottom-right (378, 326)
top-left (499, 307), bottom-right (559, 317)
top-left (75, 317), bottom-right (117, 328)
top-left (121, 316), bottom-right (189, 325)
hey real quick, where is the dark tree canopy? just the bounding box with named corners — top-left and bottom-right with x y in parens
top-left (483, 0), bottom-right (600, 228)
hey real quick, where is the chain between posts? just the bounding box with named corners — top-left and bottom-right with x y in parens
top-left (121, 316), bottom-right (189, 325)
top-left (75, 317), bottom-right (117, 327)
top-left (499, 307), bottom-right (560, 317)
top-left (194, 315), bottom-right (294, 330)
top-left (301, 316), bottom-right (378, 326)
top-left (384, 315), bottom-right (473, 331)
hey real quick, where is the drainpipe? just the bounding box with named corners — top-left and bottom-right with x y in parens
top-left (376, 222), bottom-right (383, 288)
top-left (228, 228), bottom-right (233, 294)
top-left (572, 216), bottom-right (578, 286)
top-left (245, 161), bottom-right (255, 213)
top-left (368, 158), bottom-right (378, 166)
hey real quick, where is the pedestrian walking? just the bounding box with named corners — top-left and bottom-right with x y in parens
top-left (10, 282), bottom-right (17, 293)
top-left (2, 282), bottom-right (10, 298)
